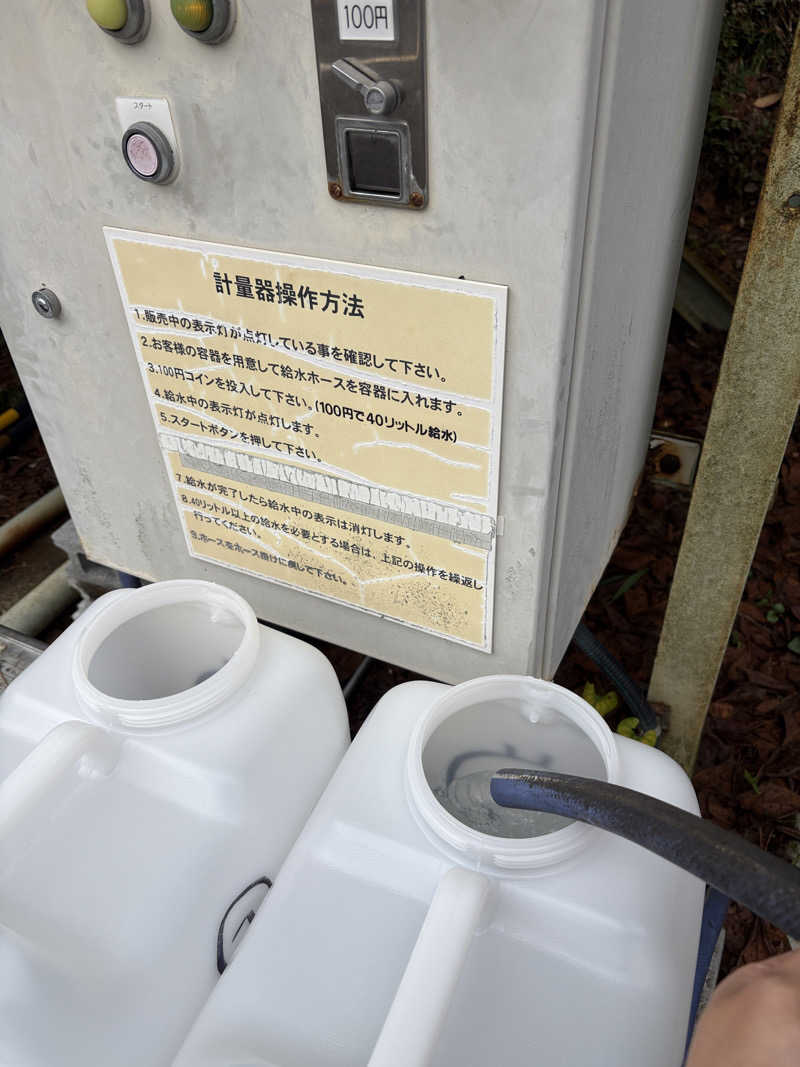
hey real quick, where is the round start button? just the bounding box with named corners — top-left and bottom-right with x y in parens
top-left (125, 133), bottom-right (159, 176)
top-left (121, 122), bottom-right (175, 184)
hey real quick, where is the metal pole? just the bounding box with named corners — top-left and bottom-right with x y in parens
top-left (0, 486), bottom-right (66, 558)
top-left (0, 562), bottom-right (78, 636)
top-left (648, 22), bottom-right (800, 773)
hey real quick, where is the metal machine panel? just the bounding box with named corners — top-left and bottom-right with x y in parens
top-left (0, 0), bottom-right (722, 681)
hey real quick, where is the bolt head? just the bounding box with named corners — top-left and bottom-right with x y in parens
top-left (658, 452), bottom-right (682, 475)
top-left (365, 86), bottom-right (386, 114)
top-left (365, 80), bottom-right (398, 116)
top-left (31, 288), bottom-right (61, 319)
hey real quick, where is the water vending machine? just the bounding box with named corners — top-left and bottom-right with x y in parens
top-left (0, 0), bottom-right (723, 681)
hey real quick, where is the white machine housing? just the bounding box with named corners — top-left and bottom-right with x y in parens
top-left (0, 0), bottom-right (722, 680)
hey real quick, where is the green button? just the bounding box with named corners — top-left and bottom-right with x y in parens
top-left (86, 0), bottom-right (129, 31)
top-left (171, 0), bottom-right (214, 32)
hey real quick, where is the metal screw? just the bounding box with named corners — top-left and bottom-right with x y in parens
top-left (786, 192), bottom-right (800, 209)
top-left (328, 182), bottom-right (343, 200)
top-left (31, 287), bottom-right (61, 319)
top-left (409, 191), bottom-right (424, 208)
top-left (658, 453), bottom-right (682, 475)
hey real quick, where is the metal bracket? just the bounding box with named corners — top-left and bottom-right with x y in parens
top-left (649, 433), bottom-right (701, 488)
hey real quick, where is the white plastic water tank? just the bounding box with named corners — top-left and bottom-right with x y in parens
top-left (173, 675), bottom-right (705, 1067)
top-left (0, 579), bottom-right (349, 1067)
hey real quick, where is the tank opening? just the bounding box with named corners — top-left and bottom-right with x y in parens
top-left (87, 600), bottom-right (245, 701)
top-left (422, 694), bottom-right (607, 839)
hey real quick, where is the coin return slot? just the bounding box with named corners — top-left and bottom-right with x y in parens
top-left (345, 128), bottom-right (402, 197)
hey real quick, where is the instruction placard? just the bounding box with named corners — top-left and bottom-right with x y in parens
top-left (105, 229), bottom-right (507, 649)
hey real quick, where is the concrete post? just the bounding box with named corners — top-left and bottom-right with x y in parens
top-left (648, 23), bottom-right (800, 773)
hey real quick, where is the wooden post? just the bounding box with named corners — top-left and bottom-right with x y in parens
top-left (648, 22), bottom-right (800, 773)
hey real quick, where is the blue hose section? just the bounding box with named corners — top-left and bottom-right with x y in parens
top-left (573, 621), bottom-right (659, 734)
top-left (684, 888), bottom-right (729, 1061)
top-left (117, 571), bottom-right (141, 588)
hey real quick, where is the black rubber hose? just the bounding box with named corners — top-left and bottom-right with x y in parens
top-left (573, 621), bottom-right (659, 734)
top-left (490, 769), bottom-right (800, 940)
